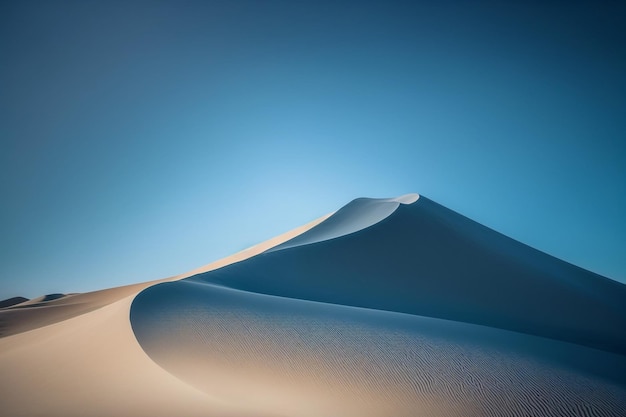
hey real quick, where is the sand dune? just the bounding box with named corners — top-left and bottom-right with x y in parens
top-left (14, 293), bottom-right (70, 306)
top-left (0, 296), bottom-right (28, 309)
top-left (2, 194), bottom-right (625, 416)
top-left (188, 196), bottom-right (626, 355)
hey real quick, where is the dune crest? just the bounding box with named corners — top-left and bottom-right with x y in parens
top-left (268, 193), bottom-right (419, 252)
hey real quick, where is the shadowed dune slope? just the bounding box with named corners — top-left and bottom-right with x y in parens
top-left (185, 195), bottom-right (626, 355)
top-left (131, 281), bottom-right (626, 417)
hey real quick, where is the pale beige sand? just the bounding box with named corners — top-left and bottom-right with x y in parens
top-left (0, 295), bottom-right (237, 417)
top-left (0, 214), bottom-right (330, 417)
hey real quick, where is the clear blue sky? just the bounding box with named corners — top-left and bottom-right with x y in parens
top-left (1, 1), bottom-right (625, 298)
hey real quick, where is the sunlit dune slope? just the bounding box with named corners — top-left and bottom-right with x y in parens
top-left (0, 214), bottom-right (330, 417)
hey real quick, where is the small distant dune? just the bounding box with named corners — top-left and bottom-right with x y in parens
top-left (0, 297), bottom-right (28, 309)
top-left (13, 293), bottom-right (70, 307)
top-left (41, 293), bottom-right (67, 302)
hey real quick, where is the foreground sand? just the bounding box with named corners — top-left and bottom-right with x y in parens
top-left (1, 194), bottom-right (625, 416)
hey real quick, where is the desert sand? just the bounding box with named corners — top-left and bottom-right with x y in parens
top-left (1, 194), bottom-right (625, 417)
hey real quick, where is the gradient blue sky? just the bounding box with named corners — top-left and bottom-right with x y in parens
top-left (1, 1), bottom-right (625, 299)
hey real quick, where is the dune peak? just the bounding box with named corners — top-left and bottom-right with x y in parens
top-left (392, 193), bottom-right (420, 204)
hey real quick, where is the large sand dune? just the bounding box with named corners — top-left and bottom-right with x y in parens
top-left (2, 194), bottom-right (625, 416)
top-left (183, 195), bottom-right (626, 355)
